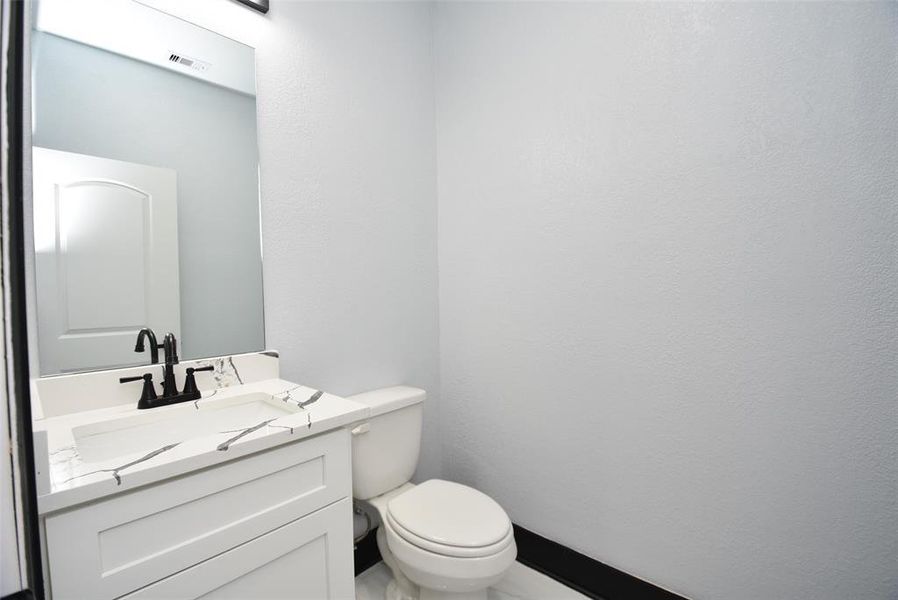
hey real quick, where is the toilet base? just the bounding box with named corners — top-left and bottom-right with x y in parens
top-left (377, 523), bottom-right (492, 600)
top-left (383, 575), bottom-right (488, 600)
top-left (362, 484), bottom-right (514, 600)
top-left (379, 527), bottom-right (419, 600)
top-left (418, 589), bottom-right (487, 600)
top-left (384, 578), bottom-right (487, 600)
top-left (385, 578), bottom-right (418, 600)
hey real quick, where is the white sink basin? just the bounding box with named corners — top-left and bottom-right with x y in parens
top-left (72, 392), bottom-right (299, 463)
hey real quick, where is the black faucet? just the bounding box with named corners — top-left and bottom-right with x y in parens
top-left (118, 372), bottom-right (158, 410)
top-left (161, 333), bottom-right (180, 398)
top-left (120, 331), bottom-right (215, 409)
top-left (134, 328), bottom-right (161, 364)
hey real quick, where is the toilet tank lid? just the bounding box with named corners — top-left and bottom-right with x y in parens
top-left (347, 386), bottom-right (425, 418)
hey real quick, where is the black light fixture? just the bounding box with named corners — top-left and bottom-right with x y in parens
top-left (234, 0), bottom-right (269, 14)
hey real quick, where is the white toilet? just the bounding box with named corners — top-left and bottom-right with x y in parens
top-left (349, 387), bottom-right (517, 600)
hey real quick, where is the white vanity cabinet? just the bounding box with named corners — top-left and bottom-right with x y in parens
top-left (43, 429), bottom-right (356, 600)
top-left (121, 498), bottom-right (352, 600)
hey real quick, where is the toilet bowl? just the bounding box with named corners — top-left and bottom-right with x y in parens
top-left (349, 388), bottom-right (516, 600)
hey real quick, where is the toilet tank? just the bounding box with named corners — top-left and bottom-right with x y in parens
top-left (348, 386), bottom-right (425, 500)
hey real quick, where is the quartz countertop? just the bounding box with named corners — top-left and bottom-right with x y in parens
top-left (34, 378), bottom-right (369, 514)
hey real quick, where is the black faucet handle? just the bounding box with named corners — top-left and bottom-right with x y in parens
top-left (183, 365), bottom-right (215, 400)
top-left (120, 372), bottom-right (158, 409)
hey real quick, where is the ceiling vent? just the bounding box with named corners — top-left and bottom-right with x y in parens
top-left (168, 53), bottom-right (210, 73)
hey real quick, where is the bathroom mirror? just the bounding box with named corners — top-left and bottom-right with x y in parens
top-left (28, 0), bottom-right (265, 376)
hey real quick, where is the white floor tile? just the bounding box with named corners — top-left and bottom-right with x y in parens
top-left (355, 563), bottom-right (393, 600)
top-left (355, 562), bottom-right (590, 600)
top-left (491, 562), bottom-right (590, 600)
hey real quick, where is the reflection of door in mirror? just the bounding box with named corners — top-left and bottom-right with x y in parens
top-left (32, 148), bottom-right (180, 374)
top-left (30, 4), bottom-right (264, 376)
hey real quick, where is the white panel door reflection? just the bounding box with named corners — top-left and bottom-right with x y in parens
top-left (33, 147), bottom-right (180, 373)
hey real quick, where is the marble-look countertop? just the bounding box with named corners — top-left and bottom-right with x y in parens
top-left (34, 379), bottom-right (369, 514)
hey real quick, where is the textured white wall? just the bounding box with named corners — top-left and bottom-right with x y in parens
top-left (143, 0), bottom-right (441, 479)
top-left (435, 3), bottom-right (898, 599)
top-left (255, 3), bottom-right (443, 479)
top-left (254, 2), bottom-right (441, 479)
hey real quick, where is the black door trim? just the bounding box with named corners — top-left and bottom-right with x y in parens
top-left (4, 0), bottom-right (44, 597)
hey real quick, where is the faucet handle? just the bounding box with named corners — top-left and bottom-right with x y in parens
top-left (120, 372), bottom-right (158, 409)
top-left (182, 365), bottom-right (215, 400)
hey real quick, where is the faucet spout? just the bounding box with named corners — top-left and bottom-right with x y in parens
top-left (134, 328), bottom-right (160, 364)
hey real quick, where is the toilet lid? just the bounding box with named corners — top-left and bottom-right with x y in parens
top-left (385, 511), bottom-right (514, 558)
top-left (387, 479), bottom-right (512, 550)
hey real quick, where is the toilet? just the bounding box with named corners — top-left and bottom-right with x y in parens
top-left (349, 387), bottom-right (517, 600)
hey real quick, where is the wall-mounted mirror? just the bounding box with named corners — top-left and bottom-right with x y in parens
top-left (29, 0), bottom-right (264, 376)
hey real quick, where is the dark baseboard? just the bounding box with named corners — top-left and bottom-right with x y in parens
top-left (353, 523), bottom-right (687, 600)
top-left (354, 528), bottom-right (383, 576)
top-left (2, 590), bottom-right (36, 600)
top-left (513, 524), bottom-right (688, 600)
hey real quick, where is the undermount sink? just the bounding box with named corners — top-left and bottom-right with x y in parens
top-left (71, 392), bottom-right (299, 463)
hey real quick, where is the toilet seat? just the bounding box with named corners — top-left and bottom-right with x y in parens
top-left (383, 519), bottom-right (517, 594)
top-left (364, 479), bottom-right (518, 597)
top-left (386, 479), bottom-right (513, 558)
top-left (385, 510), bottom-right (514, 558)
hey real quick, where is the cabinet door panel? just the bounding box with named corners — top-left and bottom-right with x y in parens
top-left (122, 498), bottom-right (354, 600)
top-left (46, 430), bottom-right (351, 600)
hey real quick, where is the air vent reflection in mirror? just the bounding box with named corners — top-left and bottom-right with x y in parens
top-left (167, 52), bottom-right (210, 73)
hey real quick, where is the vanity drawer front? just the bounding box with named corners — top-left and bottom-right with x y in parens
top-left (45, 429), bottom-right (350, 600)
top-left (120, 498), bottom-right (354, 600)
